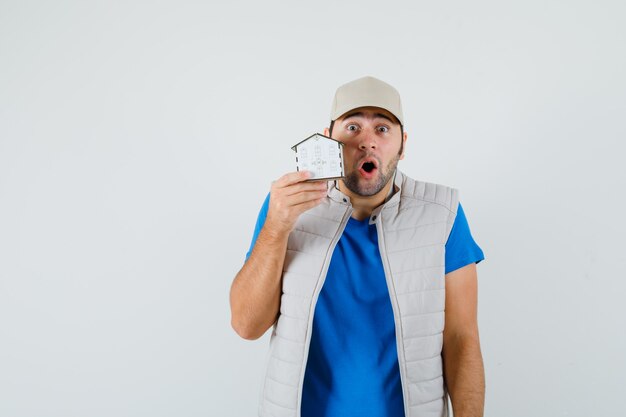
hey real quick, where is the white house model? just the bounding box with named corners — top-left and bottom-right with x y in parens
top-left (292, 133), bottom-right (344, 180)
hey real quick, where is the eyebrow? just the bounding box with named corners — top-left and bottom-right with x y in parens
top-left (342, 111), bottom-right (395, 123)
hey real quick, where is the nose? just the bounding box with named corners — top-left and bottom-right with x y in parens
top-left (358, 132), bottom-right (377, 150)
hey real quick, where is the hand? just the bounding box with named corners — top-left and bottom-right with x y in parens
top-left (265, 171), bottom-right (327, 235)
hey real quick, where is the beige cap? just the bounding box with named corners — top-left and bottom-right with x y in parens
top-left (330, 76), bottom-right (404, 125)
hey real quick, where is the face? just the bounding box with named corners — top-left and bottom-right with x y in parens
top-left (325, 107), bottom-right (406, 197)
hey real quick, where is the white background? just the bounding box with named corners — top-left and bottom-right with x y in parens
top-left (1, 1), bottom-right (625, 416)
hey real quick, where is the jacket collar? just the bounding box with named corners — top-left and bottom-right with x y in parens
top-left (327, 170), bottom-right (405, 222)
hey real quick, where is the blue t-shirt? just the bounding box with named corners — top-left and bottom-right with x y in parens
top-left (246, 193), bottom-right (485, 417)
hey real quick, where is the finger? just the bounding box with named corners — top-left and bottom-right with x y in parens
top-left (283, 190), bottom-right (327, 206)
top-left (274, 171), bottom-right (312, 188)
top-left (292, 197), bottom-right (325, 214)
top-left (281, 181), bottom-right (328, 197)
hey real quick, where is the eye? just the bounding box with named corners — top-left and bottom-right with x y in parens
top-left (347, 124), bottom-right (359, 132)
top-left (377, 126), bottom-right (389, 133)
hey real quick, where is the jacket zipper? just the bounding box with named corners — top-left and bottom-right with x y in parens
top-left (295, 205), bottom-right (353, 417)
top-left (376, 213), bottom-right (411, 417)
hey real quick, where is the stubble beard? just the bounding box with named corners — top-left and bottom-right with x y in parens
top-left (342, 152), bottom-right (401, 197)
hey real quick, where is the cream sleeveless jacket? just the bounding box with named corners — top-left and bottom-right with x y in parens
top-left (258, 170), bottom-right (459, 417)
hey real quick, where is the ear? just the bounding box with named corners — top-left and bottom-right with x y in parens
top-left (399, 130), bottom-right (408, 160)
top-left (324, 127), bottom-right (330, 137)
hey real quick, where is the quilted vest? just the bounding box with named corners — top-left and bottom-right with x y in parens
top-left (258, 170), bottom-right (459, 417)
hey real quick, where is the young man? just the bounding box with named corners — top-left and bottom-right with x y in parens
top-left (230, 76), bottom-right (485, 417)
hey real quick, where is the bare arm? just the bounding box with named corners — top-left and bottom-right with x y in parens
top-left (229, 171), bottom-right (327, 340)
top-left (442, 262), bottom-right (485, 417)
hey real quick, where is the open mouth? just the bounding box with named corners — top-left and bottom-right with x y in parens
top-left (362, 161), bottom-right (376, 173)
top-left (359, 158), bottom-right (379, 177)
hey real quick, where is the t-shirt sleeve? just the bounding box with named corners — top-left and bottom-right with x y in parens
top-left (444, 202), bottom-right (485, 274)
top-left (245, 192), bottom-right (270, 261)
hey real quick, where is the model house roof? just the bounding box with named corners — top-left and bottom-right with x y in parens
top-left (291, 133), bottom-right (342, 151)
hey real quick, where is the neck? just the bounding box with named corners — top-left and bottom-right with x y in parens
top-left (338, 176), bottom-right (395, 221)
